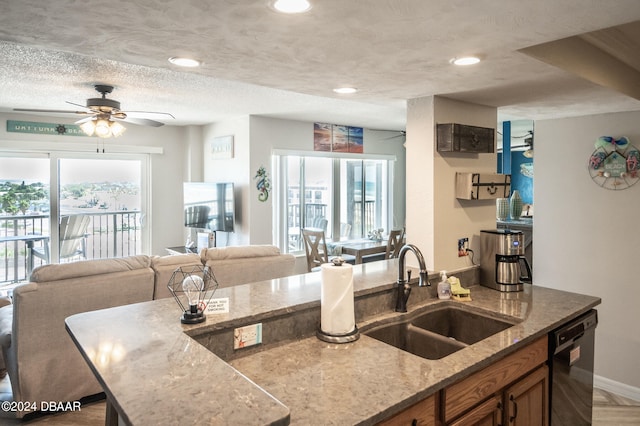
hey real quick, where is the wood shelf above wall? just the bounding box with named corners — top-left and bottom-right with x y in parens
top-left (437, 123), bottom-right (495, 153)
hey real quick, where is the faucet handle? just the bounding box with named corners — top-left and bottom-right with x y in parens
top-left (407, 270), bottom-right (412, 283)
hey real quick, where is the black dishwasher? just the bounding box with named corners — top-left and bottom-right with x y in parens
top-left (549, 309), bottom-right (598, 425)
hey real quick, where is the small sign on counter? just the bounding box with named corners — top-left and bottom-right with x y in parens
top-left (206, 298), bottom-right (229, 314)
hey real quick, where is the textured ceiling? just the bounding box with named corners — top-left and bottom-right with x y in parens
top-left (1, 1), bottom-right (640, 130)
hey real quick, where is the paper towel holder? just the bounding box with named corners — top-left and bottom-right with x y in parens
top-left (316, 257), bottom-right (360, 344)
top-left (316, 327), bottom-right (360, 344)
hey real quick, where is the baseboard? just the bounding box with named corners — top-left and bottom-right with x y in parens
top-left (594, 374), bottom-right (640, 402)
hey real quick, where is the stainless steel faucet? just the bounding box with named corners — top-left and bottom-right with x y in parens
top-left (395, 244), bottom-right (429, 312)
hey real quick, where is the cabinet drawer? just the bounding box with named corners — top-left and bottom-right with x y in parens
top-left (437, 123), bottom-right (495, 153)
top-left (443, 337), bottom-right (548, 423)
top-left (378, 393), bottom-right (437, 426)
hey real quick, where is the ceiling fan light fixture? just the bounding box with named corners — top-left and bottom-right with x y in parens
top-left (94, 119), bottom-right (112, 138)
top-left (450, 56), bottom-right (481, 66)
top-left (168, 57), bottom-right (202, 67)
top-left (80, 120), bottom-right (96, 137)
top-left (110, 121), bottom-right (126, 137)
top-left (270, 0), bottom-right (311, 14)
top-left (80, 118), bottom-right (126, 138)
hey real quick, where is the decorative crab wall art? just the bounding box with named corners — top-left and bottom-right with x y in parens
top-left (588, 136), bottom-right (640, 190)
top-left (254, 166), bottom-right (271, 202)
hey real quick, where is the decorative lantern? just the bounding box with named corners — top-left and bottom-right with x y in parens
top-left (167, 265), bottom-right (219, 324)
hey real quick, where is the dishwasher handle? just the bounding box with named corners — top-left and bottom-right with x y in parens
top-left (551, 310), bottom-right (598, 354)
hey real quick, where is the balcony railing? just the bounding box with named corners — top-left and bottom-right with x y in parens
top-left (0, 211), bottom-right (142, 284)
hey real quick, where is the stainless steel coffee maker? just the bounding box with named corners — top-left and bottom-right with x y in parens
top-left (480, 229), bottom-right (532, 292)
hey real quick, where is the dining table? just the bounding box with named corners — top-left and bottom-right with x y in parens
top-left (0, 234), bottom-right (50, 279)
top-left (335, 238), bottom-right (389, 264)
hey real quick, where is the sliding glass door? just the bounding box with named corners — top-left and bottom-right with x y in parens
top-left (0, 152), bottom-right (148, 284)
top-left (58, 157), bottom-right (144, 261)
top-left (0, 155), bottom-right (50, 283)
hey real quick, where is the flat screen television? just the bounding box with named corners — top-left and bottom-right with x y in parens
top-left (183, 182), bottom-right (235, 232)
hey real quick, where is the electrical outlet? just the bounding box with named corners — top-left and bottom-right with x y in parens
top-left (458, 238), bottom-right (469, 257)
top-left (233, 323), bottom-right (262, 349)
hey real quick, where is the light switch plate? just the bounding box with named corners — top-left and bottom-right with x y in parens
top-left (233, 323), bottom-right (262, 349)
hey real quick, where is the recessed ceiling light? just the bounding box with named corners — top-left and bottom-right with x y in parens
top-left (168, 57), bottom-right (202, 67)
top-left (271, 0), bottom-right (311, 14)
top-left (333, 87), bottom-right (357, 94)
top-left (450, 56), bottom-right (481, 66)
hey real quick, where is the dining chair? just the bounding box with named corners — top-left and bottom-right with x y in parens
top-left (32, 214), bottom-right (91, 265)
top-left (385, 228), bottom-right (405, 259)
top-left (301, 228), bottom-right (329, 272)
top-left (301, 228), bottom-right (357, 272)
top-left (340, 222), bottom-right (352, 238)
top-left (310, 216), bottom-right (328, 232)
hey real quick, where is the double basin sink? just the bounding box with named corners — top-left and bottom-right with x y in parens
top-left (363, 303), bottom-right (519, 360)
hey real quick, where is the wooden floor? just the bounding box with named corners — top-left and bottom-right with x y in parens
top-left (0, 388), bottom-right (636, 425)
top-left (593, 388), bottom-right (640, 425)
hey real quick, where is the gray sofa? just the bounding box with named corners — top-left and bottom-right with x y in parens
top-left (0, 255), bottom-right (154, 418)
top-left (0, 245), bottom-right (295, 418)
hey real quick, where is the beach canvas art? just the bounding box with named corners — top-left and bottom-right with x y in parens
top-left (313, 122), bottom-right (332, 151)
top-left (314, 122), bottom-right (364, 153)
top-left (348, 126), bottom-right (363, 153)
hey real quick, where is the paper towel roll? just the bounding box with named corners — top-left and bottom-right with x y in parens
top-left (320, 262), bottom-right (355, 335)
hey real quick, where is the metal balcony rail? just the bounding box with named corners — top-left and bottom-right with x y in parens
top-left (0, 211), bottom-right (141, 284)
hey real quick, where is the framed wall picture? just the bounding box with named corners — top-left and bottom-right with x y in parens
top-left (210, 135), bottom-right (234, 159)
top-left (314, 122), bottom-right (364, 153)
top-left (313, 122), bottom-right (332, 151)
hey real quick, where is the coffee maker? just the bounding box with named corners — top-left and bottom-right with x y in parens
top-left (480, 229), bottom-right (532, 292)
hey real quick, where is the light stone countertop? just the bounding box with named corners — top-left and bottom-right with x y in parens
top-left (65, 260), bottom-right (600, 425)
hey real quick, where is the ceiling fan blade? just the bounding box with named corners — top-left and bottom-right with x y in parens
top-left (115, 116), bottom-right (165, 127)
top-left (65, 100), bottom-right (93, 110)
top-left (13, 108), bottom-right (90, 115)
top-left (75, 116), bottom-right (97, 124)
top-left (383, 134), bottom-right (406, 140)
top-left (124, 110), bottom-right (175, 120)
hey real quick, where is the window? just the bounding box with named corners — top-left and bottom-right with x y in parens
top-left (275, 152), bottom-right (395, 253)
top-left (0, 152), bottom-right (148, 284)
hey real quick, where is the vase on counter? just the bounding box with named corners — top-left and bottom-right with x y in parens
top-left (496, 198), bottom-right (509, 221)
top-left (509, 190), bottom-right (523, 220)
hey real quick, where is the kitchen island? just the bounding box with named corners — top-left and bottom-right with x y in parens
top-left (65, 260), bottom-right (600, 425)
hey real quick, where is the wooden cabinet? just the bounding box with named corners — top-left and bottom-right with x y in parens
top-left (437, 123), bottom-right (495, 153)
top-left (377, 393), bottom-right (437, 426)
top-left (455, 172), bottom-right (511, 200)
top-left (449, 394), bottom-right (502, 426)
top-left (443, 337), bottom-right (548, 426)
top-left (505, 366), bottom-right (549, 426)
top-left (378, 337), bottom-right (549, 426)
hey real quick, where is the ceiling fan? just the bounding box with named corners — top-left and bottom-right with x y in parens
top-left (14, 84), bottom-right (175, 131)
top-left (370, 129), bottom-right (406, 140)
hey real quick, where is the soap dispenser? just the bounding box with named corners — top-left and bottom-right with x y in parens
top-left (438, 270), bottom-right (451, 300)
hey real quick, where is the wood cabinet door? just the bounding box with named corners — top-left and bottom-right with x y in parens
top-left (448, 394), bottom-right (502, 426)
top-left (504, 365), bottom-right (549, 426)
top-left (377, 394), bottom-right (437, 426)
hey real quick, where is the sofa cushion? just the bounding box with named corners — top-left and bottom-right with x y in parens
top-left (201, 245), bottom-right (280, 261)
top-left (150, 253), bottom-right (203, 300)
top-left (200, 245), bottom-right (295, 288)
top-left (30, 255), bottom-right (151, 282)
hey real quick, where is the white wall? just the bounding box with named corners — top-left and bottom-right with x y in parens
top-left (202, 117), bottom-right (251, 247)
top-left (535, 111), bottom-right (640, 395)
top-left (204, 115), bottom-right (407, 249)
top-left (406, 96), bottom-right (497, 272)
